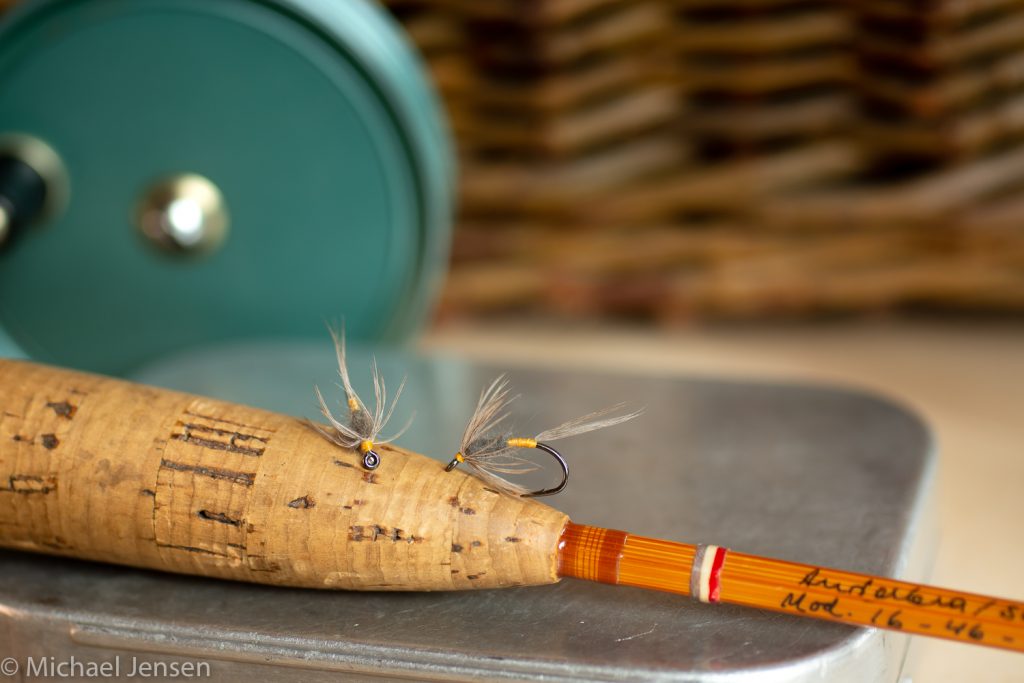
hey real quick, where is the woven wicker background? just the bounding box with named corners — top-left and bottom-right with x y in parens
top-left (382, 0), bottom-right (1024, 322)
top-left (3, 0), bottom-right (1022, 321)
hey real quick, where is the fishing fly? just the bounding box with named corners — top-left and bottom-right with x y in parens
top-left (446, 375), bottom-right (640, 497)
top-left (312, 328), bottom-right (411, 470)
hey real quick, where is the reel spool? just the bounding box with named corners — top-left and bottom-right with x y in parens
top-left (0, 0), bottom-right (454, 376)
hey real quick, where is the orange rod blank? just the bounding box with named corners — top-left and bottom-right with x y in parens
top-left (558, 523), bottom-right (1024, 653)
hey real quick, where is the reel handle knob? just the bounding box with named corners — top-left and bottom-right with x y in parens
top-left (0, 153), bottom-right (48, 248)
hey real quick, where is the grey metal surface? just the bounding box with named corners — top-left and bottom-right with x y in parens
top-left (0, 342), bottom-right (935, 681)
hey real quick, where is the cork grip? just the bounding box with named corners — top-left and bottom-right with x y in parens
top-left (0, 359), bottom-right (569, 591)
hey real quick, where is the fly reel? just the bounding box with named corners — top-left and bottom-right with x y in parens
top-left (0, 0), bottom-right (454, 375)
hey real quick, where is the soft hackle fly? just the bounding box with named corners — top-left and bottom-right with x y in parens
top-left (313, 328), bottom-right (411, 470)
top-left (446, 375), bottom-right (640, 497)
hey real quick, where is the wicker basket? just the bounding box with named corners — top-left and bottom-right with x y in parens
top-left (376, 0), bottom-right (1024, 320)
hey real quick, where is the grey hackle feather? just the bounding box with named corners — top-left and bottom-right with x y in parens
top-left (312, 327), bottom-right (412, 450)
top-left (459, 375), bottom-right (516, 453)
top-left (457, 375), bottom-right (533, 496)
top-left (457, 375), bottom-right (640, 496)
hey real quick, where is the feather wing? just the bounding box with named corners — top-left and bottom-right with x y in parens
top-left (535, 404), bottom-right (642, 442)
top-left (327, 323), bottom-right (361, 409)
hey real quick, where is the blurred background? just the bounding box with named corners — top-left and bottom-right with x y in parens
top-left (4, 0), bottom-right (1022, 323)
top-left (377, 0), bottom-right (1024, 323)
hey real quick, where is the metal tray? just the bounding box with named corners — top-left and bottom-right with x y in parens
top-left (0, 343), bottom-right (935, 681)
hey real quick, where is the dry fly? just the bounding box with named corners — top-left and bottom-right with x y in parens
top-left (445, 375), bottom-right (641, 497)
top-left (312, 328), bottom-right (411, 470)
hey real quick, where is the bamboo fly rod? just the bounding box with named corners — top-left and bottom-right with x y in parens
top-left (1, 359), bottom-right (1022, 654)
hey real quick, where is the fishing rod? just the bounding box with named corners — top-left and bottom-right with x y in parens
top-left (0, 358), bottom-right (1021, 654)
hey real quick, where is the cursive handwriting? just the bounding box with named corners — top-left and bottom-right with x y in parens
top-left (780, 591), bottom-right (842, 617)
top-left (799, 568), bottom-right (966, 613)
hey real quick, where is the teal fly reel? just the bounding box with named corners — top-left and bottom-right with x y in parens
top-left (0, 0), bottom-right (454, 376)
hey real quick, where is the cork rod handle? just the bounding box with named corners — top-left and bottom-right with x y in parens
top-left (0, 359), bottom-right (568, 591)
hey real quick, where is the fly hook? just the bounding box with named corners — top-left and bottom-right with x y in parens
top-left (446, 375), bottom-right (639, 497)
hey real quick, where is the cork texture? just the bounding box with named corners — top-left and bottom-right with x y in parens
top-left (0, 359), bottom-right (568, 590)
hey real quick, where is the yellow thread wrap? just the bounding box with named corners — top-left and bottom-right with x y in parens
top-left (347, 397), bottom-right (360, 411)
top-left (455, 452), bottom-right (465, 463)
top-left (359, 440), bottom-right (374, 454)
top-left (507, 437), bottom-right (537, 449)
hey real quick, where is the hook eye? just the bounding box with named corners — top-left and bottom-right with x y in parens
top-left (444, 458), bottom-right (460, 472)
top-left (362, 450), bottom-right (380, 470)
top-left (522, 442), bottom-right (568, 498)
